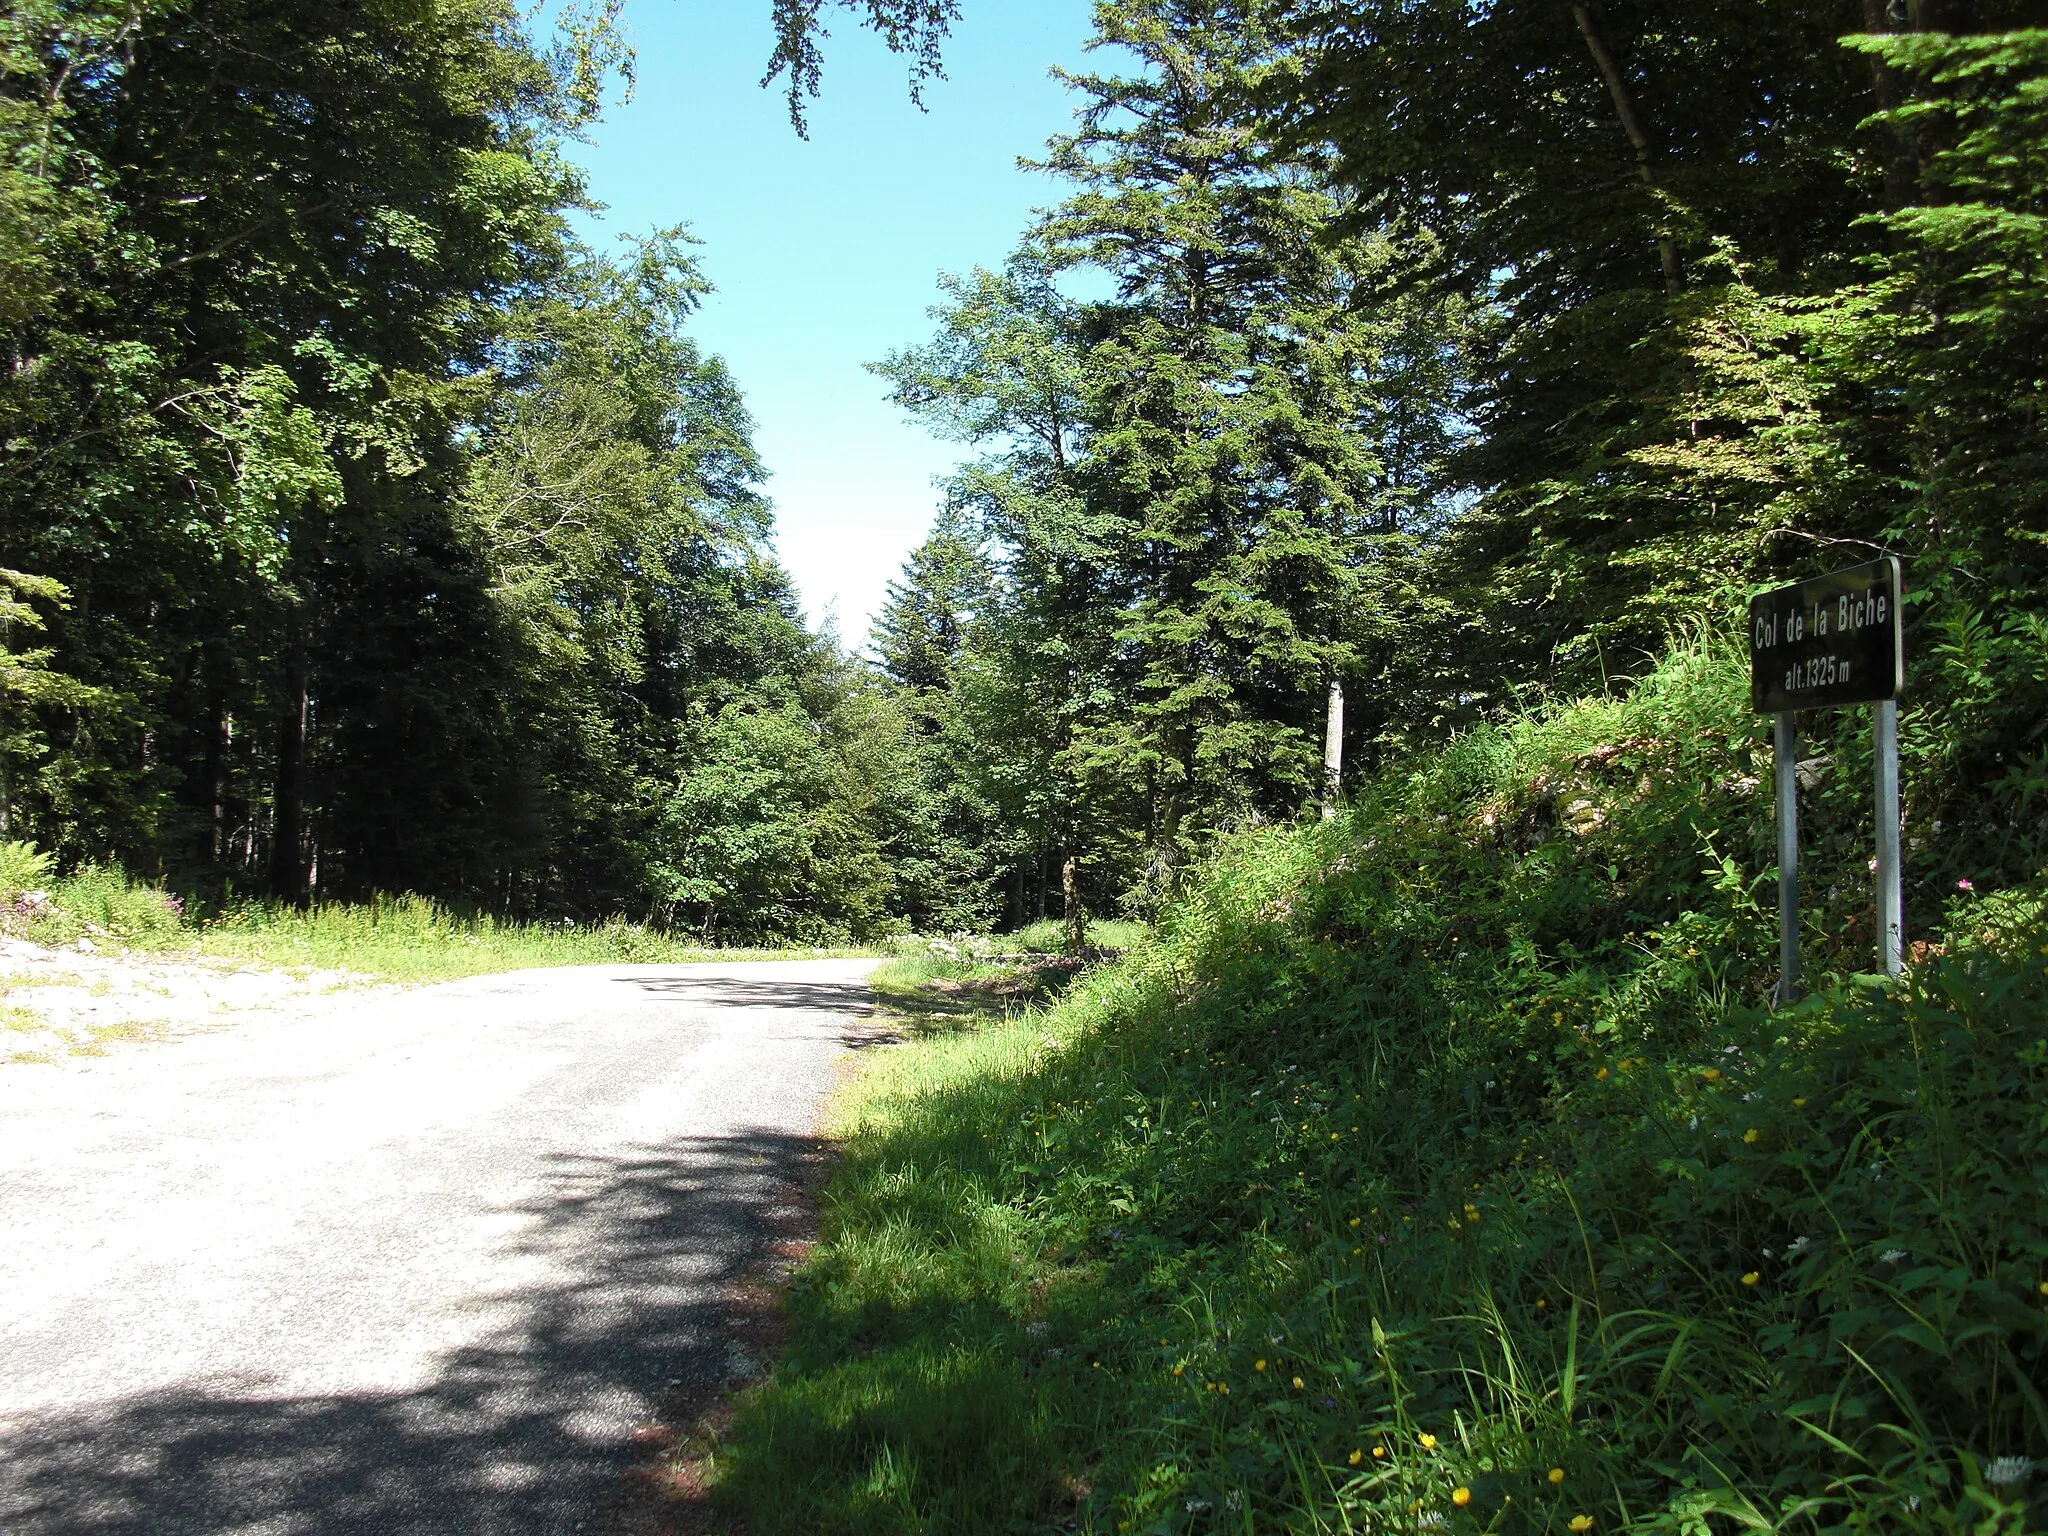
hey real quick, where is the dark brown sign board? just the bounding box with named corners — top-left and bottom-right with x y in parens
top-left (1748, 557), bottom-right (1904, 714)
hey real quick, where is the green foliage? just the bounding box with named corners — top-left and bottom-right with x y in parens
top-left (48, 865), bottom-right (186, 941)
top-left (657, 689), bottom-right (901, 944)
top-left (714, 636), bottom-right (2048, 1534)
top-left (1012, 917), bottom-right (1149, 954)
top-left (0, 838), bottom-right (52, 892)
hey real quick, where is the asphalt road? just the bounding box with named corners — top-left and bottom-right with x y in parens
top-left (0, 957), bottom-right (881, 1534)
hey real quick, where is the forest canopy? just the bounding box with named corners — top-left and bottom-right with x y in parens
top-left (1, 0), bottom-right (2043, 942)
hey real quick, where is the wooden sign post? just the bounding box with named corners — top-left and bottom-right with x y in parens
top-left (1748, 557), bottom-right (1905, 1002)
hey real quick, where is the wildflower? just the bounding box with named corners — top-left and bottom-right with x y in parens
top-left (1594, 1067), bottom-right (1609, 1081)
top-left (1786, 1236), bottom-right (1811, 1257)
top-left (1173, 1363), bottom-right (1185, 1376)
top-left (1984, 1456), bottom-right (2032, 1489)
top-left (1792, 1097), bottom-right (1807, 1108)
top-left (1570, 1517), bottom-right (1594, 1533)
top-left (1741, 1271), bottom-right (1761, 1286)
top-left (1464, 1203), bottom-right (1480, 1221)
top-left (2038, 1281), bottom-right (2048, 1296)
top-left (1452, 1488), bottom-right (1473, 1507)
top-left (1349, 1449), bottom-right (1363, 1466)
top-left (1350, 1216), bottom-right (1362, 1228)
top-left (1548, 1468), bottom-right (1565, 1485)
top-left (1743, 1128), bottom-right (1760, 1145)
top-left (1373, 1445), bottom-right (1386, 1458)
top-left (1419, 1432), bottom-right (1439, 1450)
top-left (1292, 1376), bottom-right (1305, 1390)
top-left (1958, 878), bottom-right (1974, 892)
top-left (1879, 1248), bottom-right (1906, 1264)
top-left (1702, 1068), bottom-right (1721, 1083)
top-left (1254, 1359), bottom-right (1267, 1371)
top-left (1536, 1297), bottom-right (1548, 1309)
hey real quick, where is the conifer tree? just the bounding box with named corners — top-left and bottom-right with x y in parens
top-left (1036, 0), bottom-right (1449, 892)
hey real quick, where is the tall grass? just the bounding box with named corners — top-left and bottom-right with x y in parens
top-left (0, 861), bottom-right (875, 983)
top-left (710, 639), bottom-right (2048, 1534)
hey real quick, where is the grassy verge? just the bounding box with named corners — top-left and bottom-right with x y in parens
top-left (0, 852), bottom-right (878, 984)
top-left (708, 639), bottom-right (2048, 1535)
top-left (865, 922), bottom-right (1147, 1038)
top-left (185, 898), bottom-right (874, 983)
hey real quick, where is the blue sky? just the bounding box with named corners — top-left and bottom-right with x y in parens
top-left (566, 0), bottom-right (1100, 646)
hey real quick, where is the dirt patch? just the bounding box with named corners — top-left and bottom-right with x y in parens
top-left (0, 937), bottom-right (371, 1063)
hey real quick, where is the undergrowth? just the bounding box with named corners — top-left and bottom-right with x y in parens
top-left (710, 637), bottom-right (2048, 1534)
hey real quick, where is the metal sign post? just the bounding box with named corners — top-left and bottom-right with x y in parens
top-left (1875, 699), bottom-right (1902, 975)
top-left (1773, 712), bottom-right (1800, 1004)
top-left (1749, 557), bottom-right (1906, 997)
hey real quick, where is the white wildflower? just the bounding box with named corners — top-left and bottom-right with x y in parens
top-left (1985, 1457), bottom-right (2032, 1489)
top-left (1879, 1248), bottom-right (1906, 1264)
top-left (1225, 1490), bottom-right (1244, 1511)
top-left (1786, 1236), bottom-right (1812, 1257)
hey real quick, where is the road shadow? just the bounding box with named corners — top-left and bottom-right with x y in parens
top-left (0, 1130), bottom-right (825, 1535)
top-left (623, 975), bottom-right (876, 1018)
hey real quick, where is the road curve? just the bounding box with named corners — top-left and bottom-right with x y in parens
top-left (0, 957), bottom-right (881, 1534)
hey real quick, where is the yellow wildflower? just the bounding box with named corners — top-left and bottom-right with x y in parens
top-left (1595, 1067), bottom-right (1610, 1081)
top-left (1741, 1271), bottom-right (1761, 1286)
top-left (1372, 1445), bottom-right (1386, 1459)
top-left (1254, 1359), bottom-right (1266, 1371)
top-left (1419, 1432), bottom-right (1439, 1450)
top-left (1548, 1468), bottom-right (1565, 1484)
top-left (1292, 1376), bottom-right (1305, 1389)
top-left (1570, 1517), bottom-right (1594, 1533)
top-left (1350, 1216), bottom-right (1362, 1228)
top-left (1348, 1449), bottom-right (1363, 1466)
top-left (1702, 1068), bottom-right (1721, 1083)
top-left (1743, 1128), bottom-right (1760, 1144)
top-left (1792, 1096), bottom-right (1807, 1108)
top-left (1452, 1488), bottom-right (1473, 1507)
top-left (1173, 1363), bottom-right (1185, 1376)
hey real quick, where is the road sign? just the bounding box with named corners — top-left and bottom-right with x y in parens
top-left (1749, 556), bottom-right (1907, 997)
top-left (1749, 557), bottom-right (1903, 713)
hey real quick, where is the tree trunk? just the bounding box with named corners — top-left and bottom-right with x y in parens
top-left (1062, 854), bottom-right (1086, 955)
top-left (202, 698), bottom-right (226, 864)
top-left (267, 644), bottom-right (308, 904)
top-left (1571, 4), bottom-right (1682, 293)
top-left (1322, 676), bottom-right (1345, 821)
